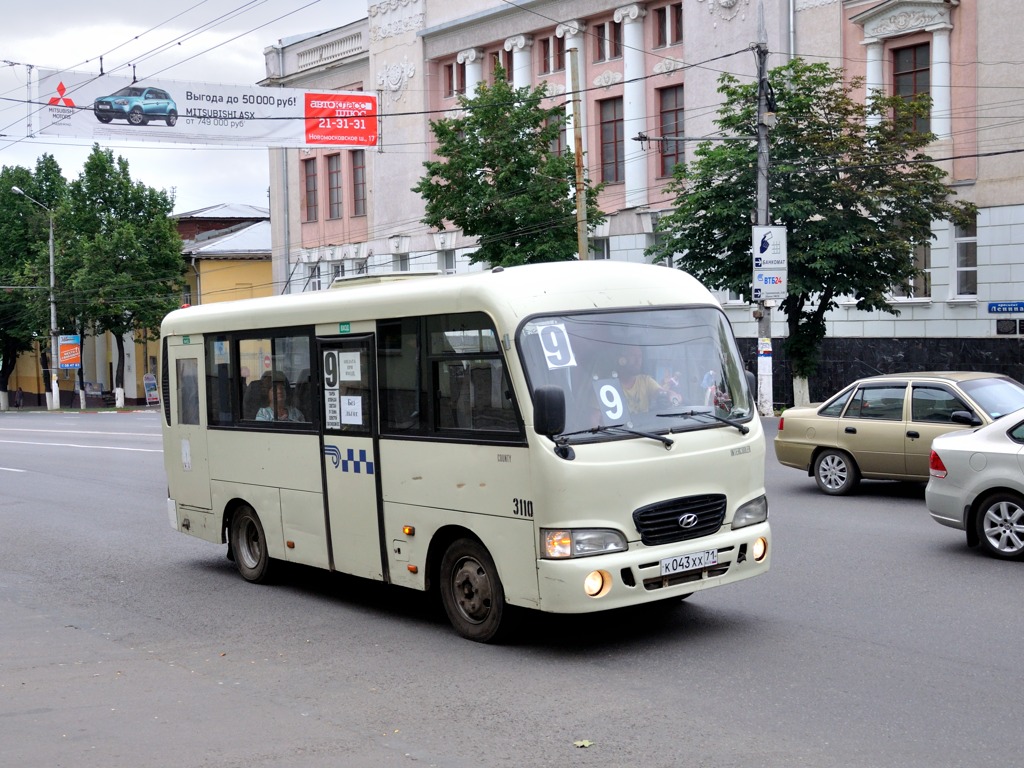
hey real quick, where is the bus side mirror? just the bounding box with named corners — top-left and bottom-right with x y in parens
top-left (533, 385), bottom-right (566, 437)
top-left (951, 410), bottom-right (982, 426)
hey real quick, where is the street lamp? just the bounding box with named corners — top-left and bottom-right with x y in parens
top-left (12, 185), bottom-right (60, 411)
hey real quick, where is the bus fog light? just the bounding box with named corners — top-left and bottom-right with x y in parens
top-left (752, 537), bottom-right (768, 562)
top-left (584, 570), bottom-right (611, 598)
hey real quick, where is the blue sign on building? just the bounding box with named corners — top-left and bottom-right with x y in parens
top-left (988, 302), bottom-right (1024, 314)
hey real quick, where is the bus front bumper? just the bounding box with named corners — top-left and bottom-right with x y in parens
top-left (535, 522), bottom-right (770, 614)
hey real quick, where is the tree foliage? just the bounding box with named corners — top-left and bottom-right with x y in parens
top-left (413, 68), bottom-right (605, 266)
top-left (62, 145), bottom-right (184, 388)
top-left (0, 156), bottom-right (67, 391)
top-left (648, 58), bottom-right (976, 379)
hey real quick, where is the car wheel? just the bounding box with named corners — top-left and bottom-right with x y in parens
top-left (166, 110), bottom-right (177, 127)
top-left (975, 492), bottom-right (1024, 560)
top-left (128, 106), bottom-right (147, 126)
top-left (95, 113), bottom-right (112, 123)
top-left (813, 449), bottom-right (860, 495)
top-left (229, 504), bottom-right (274, 582)
top-left (439, 538), bottom-right (507, 643)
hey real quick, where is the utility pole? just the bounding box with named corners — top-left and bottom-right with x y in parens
top-left (754, 4), bottom-right (773, 417)
top-left (568, 47), bottom-right (588, 260)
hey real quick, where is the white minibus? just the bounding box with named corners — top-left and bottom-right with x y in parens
top-left (160, 260), bottom-right (770, 641)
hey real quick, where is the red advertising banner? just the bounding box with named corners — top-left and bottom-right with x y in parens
top-left (58, 334), bottom-right (81, 369)
top-left (304, 93), bottom-right (377, 146)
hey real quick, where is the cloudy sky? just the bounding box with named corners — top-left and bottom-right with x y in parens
top-left (0, 0), bottom-right (364, 213)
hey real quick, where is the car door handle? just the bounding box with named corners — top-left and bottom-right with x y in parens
top-left (845, 426), bottom-right (857, 434)
top-left (907, 430), bottom-right (920, 439)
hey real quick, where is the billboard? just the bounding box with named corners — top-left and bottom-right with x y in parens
top-left (35, 69), bottom-right (377, 149)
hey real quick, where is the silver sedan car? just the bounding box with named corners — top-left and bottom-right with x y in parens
top-left (926, 409), bottom-right (1024, 560)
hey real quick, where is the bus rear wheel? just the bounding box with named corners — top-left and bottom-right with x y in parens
top-left (439, 538), bottom-right (506, 643)
top-left (230, 505), bottom-right (273, 583)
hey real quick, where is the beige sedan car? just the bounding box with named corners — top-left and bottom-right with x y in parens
top-left (775, 372), bottom-right (1024, 495)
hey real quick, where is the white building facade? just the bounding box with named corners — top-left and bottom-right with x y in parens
top-left (261, 0), bottom-right (1024, 403)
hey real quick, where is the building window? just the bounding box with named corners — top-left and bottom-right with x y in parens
top-left (392, 253), bottom-right (410, 272)
top-left (352, 150), bottom-right (366, 217)
top-left (590, 238), bottom-right (611, 260)
top-left (593, 21), bottom-right (622, 63)
top-left (309, 263), bottom-right (321, 292)
top-left (490, 49), bottom-right (513, 82)
top-left (954, 219), bottom-right (977, 297)
top-left (892, 243), bottom-right (932, 299)
top-left (327, 154), bottom-right (342, 219)
top-left (547, 116), bottom-right (567, 156)
top-left (599, 97), bottom-right (624, 183)
top-left (655, 3), bottom-right (683, 47)
top-left (445, 61), bottom-right (466, 97)
top-left (332, 262), bottom-right (345, 283)
top-left (539, 36), bottom-right (565, 74)
top-left (302, 157), bottom-right (317, 223)
top-left (439, 249), bottom-right (456, 274)
top-left (659, 85), bottom-right (685, 177)
top-left (894, 42), bottom-right (930, 133)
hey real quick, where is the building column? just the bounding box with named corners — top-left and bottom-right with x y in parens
top-left (864, 38), bottom-right (883, 127)
top-left (458, 48), bottom-right (484, 94)
top-left (557, 20), bottom-right (587, 158)
top-left (929, 24), bottom-right (952, 139)
top-left (504, 35), bottom-right (534, 90)
top-left (616, 4), bottom-right (648, 208)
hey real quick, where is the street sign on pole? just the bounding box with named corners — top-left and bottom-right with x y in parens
top-left (752, 226), bottom-right (788, 301)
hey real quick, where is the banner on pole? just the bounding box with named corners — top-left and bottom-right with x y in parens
top-left (35, 69), bottom-right (378, 149)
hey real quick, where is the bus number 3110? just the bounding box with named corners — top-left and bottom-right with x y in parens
top-left (513, 498), bottom-right (534, 517)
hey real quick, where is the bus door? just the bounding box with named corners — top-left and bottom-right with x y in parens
top-left (319, 336), bottom-right (386, 581)
top-left (165, 336), bottom-right (212, 510)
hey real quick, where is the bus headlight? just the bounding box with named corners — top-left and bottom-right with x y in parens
top-left (732, 495), bottom-right (768, 529)
top-left (541, 529), bottom-right (627, 558)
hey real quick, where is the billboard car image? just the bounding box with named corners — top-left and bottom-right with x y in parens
top-left (94, 86), bottom-right (177, 126)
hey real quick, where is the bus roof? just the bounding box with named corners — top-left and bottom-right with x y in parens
top-left (161, 260), bottom-right (720, 336)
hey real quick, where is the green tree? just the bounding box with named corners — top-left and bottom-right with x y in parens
top-left (648, 58), bottom-right (975, 396)
top-left (0, 155), bottom-right (67, 398)
top-left (63, 145), bottom-right (184, 391)
top-left (413, 67), bottom-right (605, 266)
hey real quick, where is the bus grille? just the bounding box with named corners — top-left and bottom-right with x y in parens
top-left (632, 494), bottom-right (727, 546)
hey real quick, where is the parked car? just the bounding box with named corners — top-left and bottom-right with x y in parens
top-left (774, 372), bottom-right (1024, 495)
top-left (926, 410), bottom-right (1024, 560)
top-left (93, 86), bottom-right (178, 126)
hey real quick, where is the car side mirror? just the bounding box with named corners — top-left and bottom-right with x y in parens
top-left (533, 385), bottom-right (566, 437)
top-left (951, 410), bottom-right (982, 426)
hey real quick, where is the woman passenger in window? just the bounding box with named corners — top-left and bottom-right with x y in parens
top-left (256, 379), bottom-right (305, 422)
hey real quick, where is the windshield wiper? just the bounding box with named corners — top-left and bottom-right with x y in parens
top-left (555, 423), bottom-right (674, 449)
top-left (656, 409), bottom-right (750, 435)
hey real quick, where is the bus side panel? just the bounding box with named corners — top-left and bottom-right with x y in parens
top-left (208, 432), bottom-right (326, 567)
top-left (378, 440), bottom-right (539, 606)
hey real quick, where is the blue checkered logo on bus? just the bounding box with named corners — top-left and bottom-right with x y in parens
top-left (324, 445), bottom-right (374, 475)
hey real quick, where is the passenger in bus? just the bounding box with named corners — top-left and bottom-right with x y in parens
top-left (256, 379), bottom-right (305, 422)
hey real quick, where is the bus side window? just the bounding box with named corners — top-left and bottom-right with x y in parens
top-left (177, 358), bottom-right (200, 425)
top-left (378, 318), bottom-right (422, 432)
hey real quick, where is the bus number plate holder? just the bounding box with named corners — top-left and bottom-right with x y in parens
top-left (660, 548), bottom-right (718, 576)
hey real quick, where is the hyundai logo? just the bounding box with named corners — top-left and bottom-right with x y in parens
top-left (677, 513), bottom-right (699, 529)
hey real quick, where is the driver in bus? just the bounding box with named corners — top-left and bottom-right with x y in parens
top-left (616, 346), bottom-right (681, 414)
top-left (256, 379), bottom-right (305, 422)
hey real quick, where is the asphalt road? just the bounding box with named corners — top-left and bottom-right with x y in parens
top-left (0, 409), bottom-right (1019, 767)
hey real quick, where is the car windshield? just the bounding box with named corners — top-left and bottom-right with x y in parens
top-left (960, 376), bottom-right (1024, 419)
top-left (112, 87), bottom-right (146, 97)
top-left (519, 307), bottom-right (753, 443)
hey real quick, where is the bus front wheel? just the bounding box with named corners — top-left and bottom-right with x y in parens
top-left (439, 538), bottom-right (507, 643)
top-left (230, 505), bottom-right (273, 583)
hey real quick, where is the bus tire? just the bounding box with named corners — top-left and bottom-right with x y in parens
top-left (230, 505), bottom-right (273, 583)
top-left (439, 538), bottom-right (506, 643)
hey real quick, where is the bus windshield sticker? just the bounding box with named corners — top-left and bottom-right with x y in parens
top-left (593, 378), bottom-right (630, 423)
top-left (538, 323), bottom-right (576, 370)
top-left (342, 395), bottom-right (363, 425)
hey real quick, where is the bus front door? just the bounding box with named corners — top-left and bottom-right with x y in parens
top-left (319, 337), bottom-right (386, 581)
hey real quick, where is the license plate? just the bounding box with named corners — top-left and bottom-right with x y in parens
top-left (97, 104), bottom-right (110, 110)
top-left (661, 548), bottom-right (718, 576)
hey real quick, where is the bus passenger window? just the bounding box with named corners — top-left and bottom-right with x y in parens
top-left (177, 358), bottom-right (200, 425)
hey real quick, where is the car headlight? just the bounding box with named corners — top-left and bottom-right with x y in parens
top-left (541, 528), bottom-right (627, 558)
top-left (732, 495), bottom-right (769, 529)
top-left (114, 99), bottom-right (129, 106)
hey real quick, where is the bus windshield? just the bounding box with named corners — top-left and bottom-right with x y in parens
top-left (520, 307), bottom-right (753, 441)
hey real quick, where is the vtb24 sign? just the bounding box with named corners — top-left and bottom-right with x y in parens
top-left (751, 226), bottom-right (788, 301)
